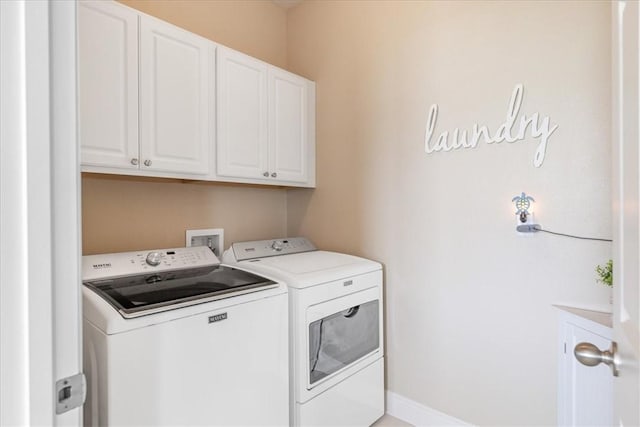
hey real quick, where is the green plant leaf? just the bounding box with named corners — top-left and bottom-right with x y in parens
top-left (595, 259), bottom-right (613, 287)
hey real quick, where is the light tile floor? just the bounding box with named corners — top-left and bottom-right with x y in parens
top-left (372, 414), bottom-right (413, 426)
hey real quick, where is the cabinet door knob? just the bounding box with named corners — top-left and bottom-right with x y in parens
top-left (131, 158), bottom-right (139, 166)
top-left (143, 159), bottom-right (152, 167)
top-left (574, 341), bottom-right (619, 376)
top-left (271, 172), bottom-right (277, 178)
top-left (263, 172), bottom-right (269, 177)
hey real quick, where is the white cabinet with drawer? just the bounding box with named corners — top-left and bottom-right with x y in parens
top-left (216, 46), bottom-right (315, 187)
top-left (79, 1), bottom-right (213, 178)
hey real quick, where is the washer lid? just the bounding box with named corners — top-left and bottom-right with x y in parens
top-left (84, 265), bottom-right (277, 318)
top-left (241, 251), bottom-right (381, 288)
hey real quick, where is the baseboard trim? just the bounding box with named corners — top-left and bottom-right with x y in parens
top-left (386, 391), bottom-right (474, 426)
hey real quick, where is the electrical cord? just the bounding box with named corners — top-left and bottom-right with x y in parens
top-left (529, 225), bottom-right (612, 242)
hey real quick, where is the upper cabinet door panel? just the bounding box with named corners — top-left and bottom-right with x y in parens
top-left (216, 47), bottom-right (268, 179)
top-left (78, 1), bottom-right (314, 186)
top-left (78, 0), bottom-right (139, 169)
top-left (139, 16), bottom-right (211, 175)
top-left (269, 69), bottom-right (308, 183)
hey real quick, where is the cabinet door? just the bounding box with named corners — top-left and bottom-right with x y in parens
top-left (139, 16), bottom-right (211, 175)
top-left (78, 0), bottom-right (138, 169)
top-left (559, 322), bottom-right (613, 426)
top-left (216, 47), bottom-right (269, 180)
top-left (269, 68), bottom-right (309, 183)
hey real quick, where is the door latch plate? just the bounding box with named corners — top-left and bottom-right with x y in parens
top-left (55, 373), bottom-right (86, 414)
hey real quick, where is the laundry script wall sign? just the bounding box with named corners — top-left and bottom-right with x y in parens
top-left (424, 84), bottom-right (558, 167)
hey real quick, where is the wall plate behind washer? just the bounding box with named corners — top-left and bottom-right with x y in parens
top-left (186, 228), bottom-right (224, 256)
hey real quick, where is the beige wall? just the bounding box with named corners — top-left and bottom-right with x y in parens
top-left (82, 1), bottom-right (290, 255)
top-left (83, 1), bottom-right (613, 424)
top-left (286, 1), bottom-right (611, 425)
top-left (82, 175), bottom-right (287, 254)
top-left (119, 0), bottom-right (287, 68)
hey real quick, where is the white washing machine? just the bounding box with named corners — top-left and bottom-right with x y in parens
top-left (82, 245), bottom-right (289, 426)
top-left (223, 238), bottom-right (384, 426)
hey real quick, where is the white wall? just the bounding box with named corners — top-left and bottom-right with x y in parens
top-left (286, 1), bottom-right (612, 425)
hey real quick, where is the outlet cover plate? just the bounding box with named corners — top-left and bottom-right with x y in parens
top-left (516, 213), bottom-right (537, 237)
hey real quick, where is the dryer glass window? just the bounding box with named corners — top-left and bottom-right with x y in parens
top-left (308, 299), bottom-right (379, 385)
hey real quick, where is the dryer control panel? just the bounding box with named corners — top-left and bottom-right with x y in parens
top-left (228, 237), bottom-right (317, 261)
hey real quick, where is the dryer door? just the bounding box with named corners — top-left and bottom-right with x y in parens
top-left (306, 286), bottom-right (380, 389)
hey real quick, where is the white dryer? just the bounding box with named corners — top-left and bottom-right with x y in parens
top-left (82, 245), bottom-right (289, 426)
top-left (223, 238), bottom-right (384, 426)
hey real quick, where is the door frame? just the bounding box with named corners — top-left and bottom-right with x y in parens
top-left (0, 1), bottom-right (81, 425)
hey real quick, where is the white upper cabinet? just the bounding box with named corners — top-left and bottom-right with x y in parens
top-left (78, 1), bottom-right (138, 169)
top-left (216, 47), bottom-right (269, 180)
top-left (269, 68), bottom-right (310, 184)
top-left (139, 16), bottom-right (211, 175)
top-left (78, 1), bottom-right (315, 187)
top-left (79, 1), bottom-right (212, 177)
top-left (216, 47), bottom-right (316, 187)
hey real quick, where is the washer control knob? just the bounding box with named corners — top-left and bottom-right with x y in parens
top-left (145, 251), bottom-right (163, 266)
top-left (271, 240), bottom-right (284, 252)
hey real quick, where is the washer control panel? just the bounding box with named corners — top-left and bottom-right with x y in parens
top-left (229, 237), bottom-right (316, 261)
top-left (82, 245), bottom-right (220, 281)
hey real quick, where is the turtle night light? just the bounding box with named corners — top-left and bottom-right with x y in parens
top-left (513, 192), bottom-right (543, 234)
top-left (513, 192), bottom-right (535, 224)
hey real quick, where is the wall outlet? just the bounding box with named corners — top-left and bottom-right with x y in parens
top-left (516, 212), bottom-right (534, 225)
top-left (186, 228), bottom-right (224, 256)
top-left (515, 213), bottom-right (538, 237)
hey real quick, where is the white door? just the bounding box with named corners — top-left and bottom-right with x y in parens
top-left (570, 3), bottom-right (640, 423)
top-left (139, 15), bottom-right (211, 175)
top-left (78, 0), bottom-right (139, 170)
top-left (216, 46), bottom-right (269, 180)
top-left (1, 1), bottom-right (82, 425)
top-left (269, 68), bottom-right (309, 183)
top-left (612, 1), bottom-right (640, 424)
